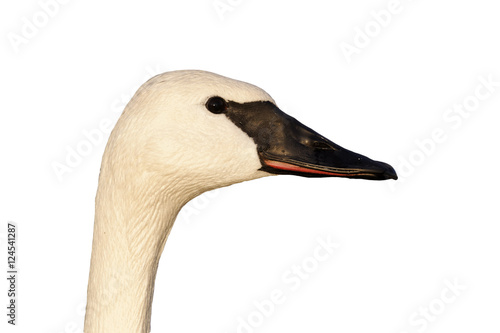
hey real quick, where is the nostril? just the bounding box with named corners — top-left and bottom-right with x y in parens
top-left (312, 141), bottom-right (332, 150)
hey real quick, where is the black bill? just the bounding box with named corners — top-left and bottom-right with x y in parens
top-left (221, 99), bottom-right (397, 180)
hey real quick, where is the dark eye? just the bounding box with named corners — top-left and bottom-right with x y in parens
top-left (205, 96), bottom-right (227, 114)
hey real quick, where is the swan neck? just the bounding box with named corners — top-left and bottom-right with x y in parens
top-left (84, 171), bottom-right (183, 333)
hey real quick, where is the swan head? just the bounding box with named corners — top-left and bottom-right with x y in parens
top-left (107, 70), bottom-right (396, 199)
top-left (86, 70), bottom-right (397, 333)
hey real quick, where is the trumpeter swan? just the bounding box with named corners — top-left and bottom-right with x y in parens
top-left (84, 70), bottom-right (396, 332)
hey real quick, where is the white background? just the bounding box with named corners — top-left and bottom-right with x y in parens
top-left (1, 0), bottom-right (499, 332)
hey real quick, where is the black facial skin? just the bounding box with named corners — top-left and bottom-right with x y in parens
top-left (205, 97), bottom-right (397, 180)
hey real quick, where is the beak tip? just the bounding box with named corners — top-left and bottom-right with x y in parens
top-left (385, 170), bottom-right (398, 180)
top-left (380, 163), bottom-right (398, 180)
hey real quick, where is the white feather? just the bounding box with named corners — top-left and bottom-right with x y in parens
top-left (84, 70), bottom-right (276, 333)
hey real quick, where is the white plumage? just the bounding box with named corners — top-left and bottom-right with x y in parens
top-left (84, 70), bottom-right (396, 333)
